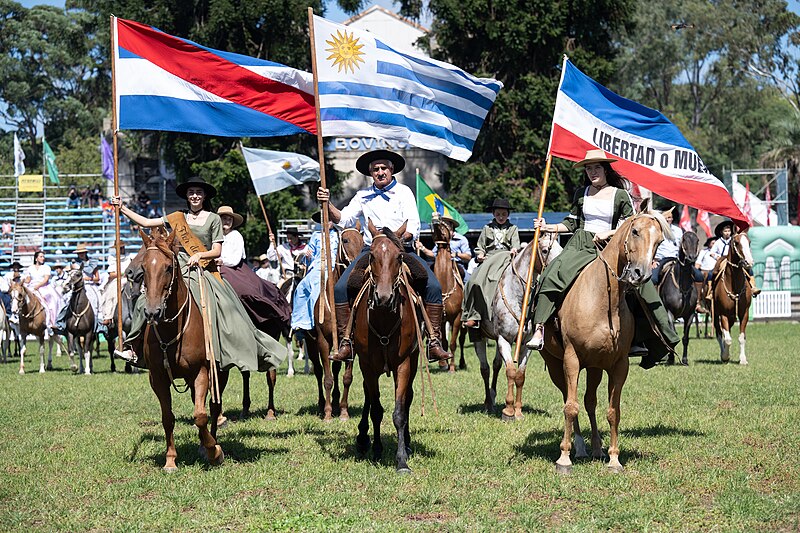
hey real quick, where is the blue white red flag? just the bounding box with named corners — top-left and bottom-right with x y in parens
top-left (312, 15), bottom-right (502, 161)
top-left (112, 17), bottom-right (316, 137)
top-left (549, 57), bottom-right (748, 228)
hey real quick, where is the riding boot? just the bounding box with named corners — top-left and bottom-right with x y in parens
top-left (747, 273), bottom-right (761, 296)
top-left (329, 303), bottom-right (354, 362)
top-left (424, 303), bottom-right (452, 363)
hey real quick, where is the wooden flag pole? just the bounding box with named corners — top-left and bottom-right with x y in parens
top-left (307, 7), bottom-right (338, 354)
top-left (512, 154), bottom-right (552, 364)
top-left (110, 15), bottom-right (124, 351)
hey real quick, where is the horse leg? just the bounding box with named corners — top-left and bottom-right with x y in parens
top-left (307, 338), bottom-right (327, 418)
top-left (193, 366), bottom-right (224, 466)
top-left (473, 339), bottom-right (493, 413)
top-left (448, 316), bottom-right (461, 373)
top-left (286, 338), bottom-right (295, 377)
top-left (38, 333), bottom-right (46, 373)
top-left (356, 378), bottom-right (371, 456)
top-left (340, 360), bottom-right (354, 421)
top-left (317, 334), bottom-right (335, 421)
top-left (682, 312), bottom-right (693, 366)
top-left (84, 333), bottom-right (94, 375)
top-left (513, 348), bottom-right (529, 421)
top-left (497, 337), bottom-right (517, 422)
top-left (606, 357), bottom-right (630, 473)
top-left (264, 368), bottom-right (277, 421)
top-left (556, 349), bottom-right (581, 474)
top-left (364, 370), bottom-right (383, 461)
top-left (738, 314), bottom-right (748, 366)
top-left (666, 311), bottom-right (676, 365)
top-left (211, 368), bottom-right (230, 441)
top-left (393, 360), bottom-right (413, 474)
top-left (331, 360), bottom-right (342, 418)
top-left (458, 326), bottom-right (467, 370)
top-left (46, 334), bottom-right (54, 371)
top-left (18, 335), bottom-right (25, 374)
top-left (718, 315), bottom-right (731, 363)
top-left (149, 372), bottom-right (178, 472)
top-left (584, 367), bottom-right (604, 460)
top-left (240, 371), bottom-right (251, 418)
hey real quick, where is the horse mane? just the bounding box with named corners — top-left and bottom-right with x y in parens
top-left (378, 227), bottom-right (404, 251)
top-left (632, 210), bottom-right (673, 242)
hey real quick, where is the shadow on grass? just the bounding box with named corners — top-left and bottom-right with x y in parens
top-left (295, 402), bottom-right (364, 419)
top-left (458, 402), bottom-right (547, 418)
top-left (693, 358), bottom-right (727, 365)
top-left (313, 430), bottom-right (436, 469)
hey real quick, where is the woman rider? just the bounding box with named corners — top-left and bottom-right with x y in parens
top-left (526, 150), bottom-right (679, 369)
top-left (22, 250), bottom-right (64, 332)
top-left (111, 177), bottom-right (286, 372)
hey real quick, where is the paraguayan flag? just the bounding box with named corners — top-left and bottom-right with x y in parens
top-left (312, 15), bottom-right (503, 162)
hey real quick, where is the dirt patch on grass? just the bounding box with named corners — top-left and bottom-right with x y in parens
top-left (405, 511), bottom-right (455, 523)
top-left (716, 400), bottom-right (736, 410)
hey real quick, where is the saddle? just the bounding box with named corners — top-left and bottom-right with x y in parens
top-left (347, 253), bottom-right (428, 298)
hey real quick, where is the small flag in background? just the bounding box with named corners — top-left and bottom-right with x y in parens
top-left (415, 172), bottom-right (468, 234)
top-left (42, 139), bottom-right (59, 185)
top-left (101, 137), bottom-right (114, 181)
top-left (696, 209), bottom-right (712, 237)
top-left (312, 15), bottom-right (502, 161)
top-left (241, 145), bottom-right (320, 195)
top-left (743, 182), bottom-right (753, 225)
top-left (679, 205), bottom-right (692, 232)
top-left (765, 182), bottom-right (772, 226)
top-left (13, 132), bottom-right (25, 177)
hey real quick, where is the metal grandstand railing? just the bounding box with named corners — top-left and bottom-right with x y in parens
top-left (11, 190), bottom-right (46, 267)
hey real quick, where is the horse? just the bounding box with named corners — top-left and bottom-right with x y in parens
top-left (106, 267), bottom-right (142, 373)
top-left (9, 282), bottom-right (59, 374)
top-left (430, 217), bottom-right (466, 372)
top-left (137, 229), bottom-right (226, 471)
top-left (539, 205), bottom-right (670, 473)
top-left (305, 224), bottom-right (363, 421)
top-left (473, 233), bottom-right (561, 419)
top-left (62, 269), bottom-right (96, 375)
top-left (0, 298), bottom-right (16, 363)
top-left (711, 232), bottom-right (753, 365)
top-left (656, 231), bottom-right (700, 365)
top-left (351, 220), bottom-right (420, 473)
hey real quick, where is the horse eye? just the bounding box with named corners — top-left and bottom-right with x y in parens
top-left (632, 228), bottom-right (639, 237)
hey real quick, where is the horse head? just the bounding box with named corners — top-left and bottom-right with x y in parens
top-left (367, 218), bottom-right (406, 311)
top-left (730, 231), bottom-right (754, 270)
top-left (609, 199), bottom-right (672, 286)
top-left (140, 228), bottom-right (180, 323)
top-left (679, 231), bottom-right (700, 264)
top-left (9, 282), bottom-right (25, 315)
top-left (338, 222), bottom-right (364, 266)
top-left (430, 216), bottom-right (453, 250)
top-left (63, 268), bottom-right (85, 294)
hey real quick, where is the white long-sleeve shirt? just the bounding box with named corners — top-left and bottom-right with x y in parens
top-left (338, 179), bottom-right (420, 246)
top-left (220, 230), bottom-right (247, 267)
top-left (654, 224), bottom-right (683, 261)
top-left (709, 237), bottom-right (730, 260)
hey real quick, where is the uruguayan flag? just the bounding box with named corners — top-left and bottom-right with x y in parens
top-left (312, 15), bottom-right (502, 161)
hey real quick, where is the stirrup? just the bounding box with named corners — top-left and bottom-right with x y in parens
top-left (526, 325), bottom-right (544, 350)
top-left (628, 343), bottom-right (648, 357)
top-left (114, 348), bottom-right (137, 365)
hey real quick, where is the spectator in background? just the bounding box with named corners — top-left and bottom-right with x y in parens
top-left (1, 220), bottom-right (11, 240)
top-left (90, 183), bottom-right (102, 207)
top-left (80, 185), bottom-right (90, 207)
top-left (67, 185), bottom-right (80, 208)
top-left (136, 191), bottom-right (151, 216)
top-left (101, 198), bottom-right (114, 223)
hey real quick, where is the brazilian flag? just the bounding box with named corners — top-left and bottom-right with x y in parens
top-left (415, 171), bottom-right (468, 234)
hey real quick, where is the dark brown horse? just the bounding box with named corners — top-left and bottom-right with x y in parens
top-left (136, 229), bottom-right (226, 471)
top-left (430, 218), bottom-right (466, 372)
top-left (352, 221), bottom-right (419, 473)
top-left (711, 232), bottom-right (753, 365)
top-left (10, 282), bottom-right (58, 374)
top-left (63, 269), bottom-right (96, 375)
top-left (540, 206), bottom-right (670, 473)
top-left (657, 231), bottom-right (700, 365)
top-left (305, 224), bottom-right (363, 421)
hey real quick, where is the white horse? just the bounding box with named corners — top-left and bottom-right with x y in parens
top-left (473, 234), bottom-right (562, 420)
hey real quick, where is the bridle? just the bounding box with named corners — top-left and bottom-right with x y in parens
top-left (65, 272), bottom-right (92, 327)
top-left (594, 213), bottom-right (660, 286)
top-left (367, 233), bottom-right (404, 314)
top-left (11, 285), bottom-right (43, 320)
top-left (336, 227), bottom-right (362, 269)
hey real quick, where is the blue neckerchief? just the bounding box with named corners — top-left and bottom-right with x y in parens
top-left (364, 179), bottom-right (397, 201)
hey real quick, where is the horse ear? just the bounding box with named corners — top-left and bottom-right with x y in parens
top-left (638, 197), bottom-right (650, 214)
top-left (367, 218), bottom-right (379, 237)
top-left (166, 229), bottom-right (177, 249)
top-left (395, 220), bottom-right (408, 238)
top-left (139, 229), bottom-right (151, 247)
top-left (355, 220), bottom-right (362, 232)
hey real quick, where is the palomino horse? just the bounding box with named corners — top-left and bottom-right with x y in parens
top-left (351, 221), bottom-right (419, 473)
top-left (137, 229), bottom-right (226, 471)
top-left (63, 269), bottom-right (96, 375)
top-left (540, 206), bottom-right (670, 473)
top-left (10, 282), bottom-right (58, 374)
top-left (711, 231), bottom-right (753, 365)
top-left (306, 224), bottom-right (363, 421)
top-left (473, 234), bottom-right (561, 419)
top-left (430, 218), bottom-right (466, 372)
top-left (657, 231), bottom-right (700, 365)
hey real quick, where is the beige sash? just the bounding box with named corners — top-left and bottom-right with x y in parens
top-left (165, 211), bottom-right (222, 282)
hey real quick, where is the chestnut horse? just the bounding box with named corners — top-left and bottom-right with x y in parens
top-left (711, 232), bottom-right (753, 365)
top-left (10, 282), bottom-right (58, 374)
top-left (137, 229), bottom-right (226, 471)
top-left (63, 269), bottom-right (96, 375)
top-left (306, 224), bottom-right (363, 421)
top-left (430, 218), bottom-right (466, 372)
top-left (540, 206), bottom-right (670, 473)
top-left (351, 221), bottom-right (419, 473)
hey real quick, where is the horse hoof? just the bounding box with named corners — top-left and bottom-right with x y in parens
top-left (39, 367), bottom-right (45, 374)
top-left (264, 412), bottom-right (277, 422)
top-left (216, 416), bottom-right (228, 429)
top-left (209, 446), bottom-right (224, 466)
top-left (46, 363), bottom-right (53, 371)
top-left (18, 369), bottom-right (24, 375)
top-left (339, 412), bottom-right (350, 422)
top-left (607, 463), bottom-right (624, 474)
top-left (555, 463), bottom-right (573, 475)
top-left (514, 413), bottom-right (524, 421)
top-left (70, 364), bottom-right (78, 372)
top-left (501, 412), bottom-right (516, 423)
top-left (396, 467), bottom-right (412, 475)
top-left (287, 368), bottom-right (295, 377)
top-left (163, 466), bottom-right (178, 473)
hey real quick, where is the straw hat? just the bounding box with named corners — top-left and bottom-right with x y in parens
top-left (355, 150), bottom-right (406, 176)
top-left (432, 212), bottom-right (459, 229)
top-left (572, 149), bottom-right (618, 168)
top-left (74, 244), bottom-right (90, 255)
top-left (257, 253), bottom-right (269, 263)
top-left (175, 176), bottom-right (217, 200)
top-left (216, 206), bottom-right (244, 228)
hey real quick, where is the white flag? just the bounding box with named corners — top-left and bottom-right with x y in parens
top-left (13, 132), bottom-right (25, 177)
top-left (241, 146), bottom-right (319, 195)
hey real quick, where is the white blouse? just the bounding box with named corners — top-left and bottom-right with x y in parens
top-left (582, 191), bottom-right (616, 233)
top-left (220, 230), bottom-right (246, 267)
top-left (24, 264), bottom-right (51, 286)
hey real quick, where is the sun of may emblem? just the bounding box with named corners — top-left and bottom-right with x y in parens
top-left (325, 29), bottom-right (365, 74)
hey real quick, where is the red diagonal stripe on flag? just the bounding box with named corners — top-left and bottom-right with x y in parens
top-left (117, 18), bottom-right (317, 135)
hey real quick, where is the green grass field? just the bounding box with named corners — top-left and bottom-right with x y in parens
top-left (1, 322), bottom-right (799, 531)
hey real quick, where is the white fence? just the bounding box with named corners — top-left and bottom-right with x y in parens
top-left (750, 291), bottom-right (792, 318)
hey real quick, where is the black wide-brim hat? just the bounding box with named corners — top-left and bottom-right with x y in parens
top-left (487, 198), bottom-right (513, 212)
top-left (10, 261), bottom-right (22, 270)
top-left (175, 176), bottom-right (217, 200)
top-left (704, 236), bottom-right (717, 247)
top-left (714, 219), bottom-right (735, 239)
top-left (355, 150), bottom-right (406, 176)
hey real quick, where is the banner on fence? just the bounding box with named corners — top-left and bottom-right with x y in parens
top-left (18, 174), bottom-right (43, 192)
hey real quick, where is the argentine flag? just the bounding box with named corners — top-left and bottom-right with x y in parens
top-left (312, 15), bottom-right (502, 161)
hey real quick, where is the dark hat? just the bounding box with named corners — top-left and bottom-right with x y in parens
top-left (714, 219), bottom-right (735, 239)
top-left (175, 176), bottom-right (217, 200)
top-left (286, 227), bottom-right (300, 236)
top-left (10, 261), bottom-right (22, 270)
top-left (704, 236), bottom-right (717, 247)
top-left (311, 211), bottom-right (322, 224)
top-left (488, 198), bottom-right (513, 212)
top-left (355, 150), bottom-right (406, 176)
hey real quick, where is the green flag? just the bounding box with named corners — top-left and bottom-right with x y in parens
top-left (42, 139), bottom-right (59, 185)
top-left (415, 171), bottom-right (469, 234)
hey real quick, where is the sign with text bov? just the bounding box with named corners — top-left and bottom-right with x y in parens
top-left (325, 137), bottom-right (410, 152)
